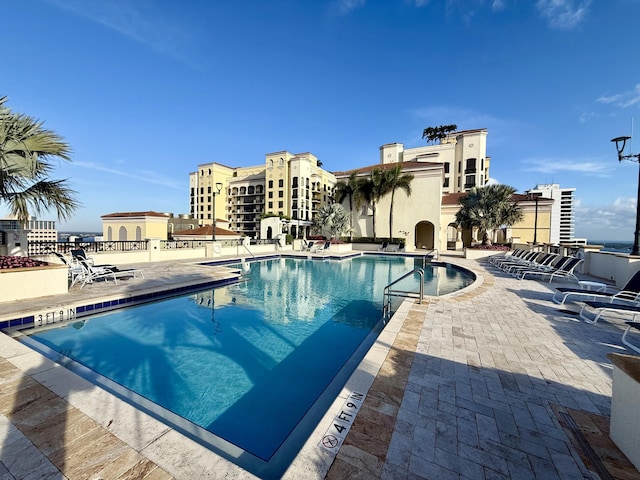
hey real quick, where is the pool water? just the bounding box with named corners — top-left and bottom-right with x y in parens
top-left (27, 256), bottom-right (473, 471)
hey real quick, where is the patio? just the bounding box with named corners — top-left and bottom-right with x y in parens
top-left (0, 254), bottom-right (639, 479)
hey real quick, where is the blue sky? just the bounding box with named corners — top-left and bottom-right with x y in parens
top-left (1, 0), bottom-right (639, 241)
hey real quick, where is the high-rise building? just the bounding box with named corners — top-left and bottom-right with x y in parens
top-left (525, 184), bottom-right (576, 244)
top-left (190, 151), bottom-right (336, 238)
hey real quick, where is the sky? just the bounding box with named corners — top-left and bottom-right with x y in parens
top-left (1, 0), bottom-right (639, 241)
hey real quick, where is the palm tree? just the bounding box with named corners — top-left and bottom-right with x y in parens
top-left (0, 96), bottom-right (79, 224)
top-left (382, 164), bottom-right (414, 242)
top-left (356, 168), bottom-right (388, 242)
top-left (313, 203), bottom-right (350, 240)
top-left (334, 171), bottom-right (359, 240)
top-left (455, 184), bottom-right (523, 245)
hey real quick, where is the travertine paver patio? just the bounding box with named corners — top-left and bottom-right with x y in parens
top-left (327, 256), bottom-right (640, 480)
top-left (1, 254), bottom-right (639, 479)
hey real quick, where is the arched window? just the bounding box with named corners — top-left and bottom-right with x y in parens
top-left (107, 226), bottom-right (113, 241)
top-left (118, 226), bottom-right (127, 241)
top-left (136, 226), bottom-right (142, 241)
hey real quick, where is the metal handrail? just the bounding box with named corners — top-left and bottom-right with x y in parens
top-left (382, 267), bottom-right (424, 319)
top-left (421, 249), bottom-right (438, 268)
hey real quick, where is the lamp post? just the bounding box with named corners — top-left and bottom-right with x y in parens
top-left (212, 182), bottom-right (223, 244)
top-left (611, 136), bottom-right (640, 256)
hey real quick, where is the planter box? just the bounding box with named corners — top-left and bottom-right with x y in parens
top-left (608, 353), bottom-right (640, 472)
top-left (0, 264), bottom-right (68, 302)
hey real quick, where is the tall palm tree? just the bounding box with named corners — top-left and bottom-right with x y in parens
top-left (455, 184), bottom-right (523, 245)
top-left (356, 168), bottom-right (388, 242)
top-left (334, 171), bottom-right (359, 240)
top-left (382, 164), bottom-right (414, 242)
top-left (0, 96), bottom-right (79, 224)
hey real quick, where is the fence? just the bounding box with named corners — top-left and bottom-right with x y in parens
top-left (28, 241), bottom-right (149, 256)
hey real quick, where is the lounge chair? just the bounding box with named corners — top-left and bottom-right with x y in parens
top-left (490, 249), bottom-right (527, 266)
top-left (502, 252), bottom-right (550, 274)
top-left (52, 251), bottom-right (85, 286)
top-left (579, 299), bottom-right (640, 324)
top-left (76, 259), bottom-right (144, 288)
top-left (621, 322), bottom-right (640, 355)
top-left (311, 241), bottom-right (330, 253)
top-left (553, 270), bottom-right (640, 305)
top-left (508, 253), bottom-right (562, 277)
top-left (518, 256), bottom-right (583, 283)
top-left (493, 250), bottom-right (539, 271)
top-left (378, 241), bottom-right (389, 252)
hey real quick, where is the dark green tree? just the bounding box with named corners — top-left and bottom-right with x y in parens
top-left (381, 164), bottom-right (414, 242)
top-left (422, 124), bottom-right (458, 145)
top-left (334, 171), bottom-right (359, 240)
top-left (455, 184), bottom-right (523, 245)
top-left (0, 96), bottom-right (79, 224)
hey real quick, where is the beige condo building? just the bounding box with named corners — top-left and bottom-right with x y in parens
top-left (190, 151), bottom-right (336, 239)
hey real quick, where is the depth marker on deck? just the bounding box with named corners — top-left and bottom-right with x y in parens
top-left (319, 391), bottom-right (365, 453)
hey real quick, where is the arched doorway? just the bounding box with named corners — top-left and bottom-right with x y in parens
top-left (415, 221), bottom-right (435, 250)
top-left (266, 226), bottom-right (273, 239)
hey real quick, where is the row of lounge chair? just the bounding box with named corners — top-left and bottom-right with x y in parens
top-left (548, 265), bottom-right (640, 354)
top-left (53, 249), bottom-right (144, 288)
top-left (495, 248), bottom-right (640, 354)
top-left (489, 249), bottom-right (583, 283)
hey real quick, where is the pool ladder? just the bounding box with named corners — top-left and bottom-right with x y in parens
top-left (382, 267), bottom-right (424, 320)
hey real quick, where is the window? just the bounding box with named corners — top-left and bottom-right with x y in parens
top-left (292, 211), bottom-right (298, 220)
top-left (443, 178), bottom-right (450, 188)
top-left (268, 180), bottom-right (273, 188)
top-left (279, 158), bottom-right (284, 167)
top-left (279, 179), bottom-right (284, 188)
top-left (200, 187), bottom-right (204, 194)
top-left (208, 186), bottom-right (212, 193)
top-left (279, 191), bottom-right (284, 198)
top-left (268, 192), bottom-right (273, 199)
top-left (444, 163), bottom-right (450, 174)
top-left (278, 201), bottom-right (283, 208)
top-left (268, 202), bottom-right (273, 209)
top-left (465, 158), bottom-right (476, 173)
top-left (292, 177), bottom-right (298, 188)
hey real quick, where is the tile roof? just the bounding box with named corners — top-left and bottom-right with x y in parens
top-left (100, 211), bottom-right (171, 218)
top-left (333, 160), bottom-right (443, 177)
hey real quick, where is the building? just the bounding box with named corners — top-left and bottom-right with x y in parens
top-left (379, 129), bottom-right (490, 193)
top-left (334, 129), bottom-right (491, 251)
top-left (101, 211), bottom-right (171, 241)
top-left (334, 162), bottom-right (444, 251)
top-left (525, 184), bottom-right (576, 244)
top-left (190, 151), bottom-right (337, 239)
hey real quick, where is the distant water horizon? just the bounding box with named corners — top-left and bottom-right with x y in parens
top-left (591, 240), bottom-right (633, 254)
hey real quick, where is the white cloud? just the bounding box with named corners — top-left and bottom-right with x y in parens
top-left (574, 196), bottom-right (636, 240)
top-left (579, 112), bottom-right (595, 123)
top-left (597, 83), bottom-right (640, 109)
top-left (73, 160), bottom-right (184, 190)
top-left (331, 0), bottom-right (367, 15)
top-left (536, 0), bottom-right (591, 29)
top-left (44, 0), bottom-right (201, 68)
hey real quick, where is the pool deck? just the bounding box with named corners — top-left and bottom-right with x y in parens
top-left (1, 253), bottom-right (639, 479)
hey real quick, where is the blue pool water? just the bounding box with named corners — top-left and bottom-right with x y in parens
top-left (27, 256), bottom-right (473, 473)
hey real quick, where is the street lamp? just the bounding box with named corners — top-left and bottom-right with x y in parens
top-left (212, 182), bottom-right (223, 243)
top-left (611, 136), bottom-right (640, 256)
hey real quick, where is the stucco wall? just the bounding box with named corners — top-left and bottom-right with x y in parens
top-left (0, 264), bottom-right (68, 302)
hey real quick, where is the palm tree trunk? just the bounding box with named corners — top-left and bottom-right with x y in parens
top-left (348, 195), bottom-right (353, 241)
top-left (389, 189), bottom-right (396, 243)
top-left (372, 202), bottom-right (377, 241)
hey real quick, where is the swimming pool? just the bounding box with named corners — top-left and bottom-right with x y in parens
top-left (24, 255), bottom-right (474, 477)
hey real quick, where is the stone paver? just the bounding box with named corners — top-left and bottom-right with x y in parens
top-left (328, 256), bottom-right (639, 480)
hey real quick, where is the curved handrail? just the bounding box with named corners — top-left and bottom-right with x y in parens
top-left (382, 267), bottom-right (424, 319)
